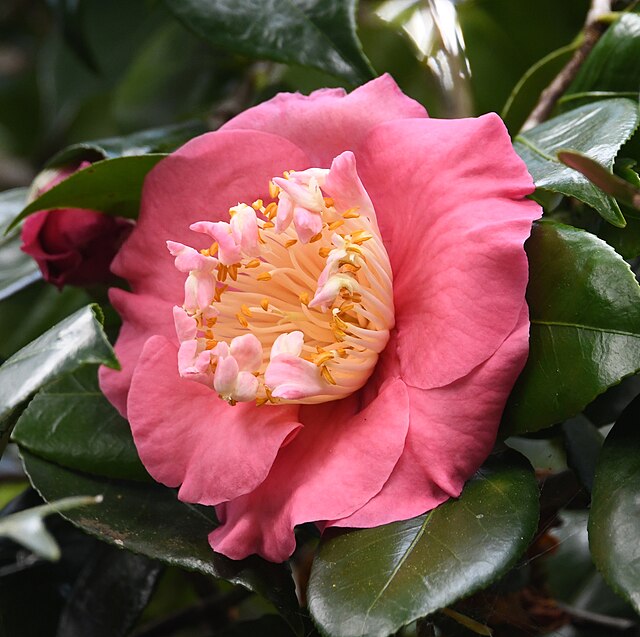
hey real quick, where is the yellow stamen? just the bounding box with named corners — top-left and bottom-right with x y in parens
top-left (244, 258), bottom-right (261, 269)
top-left (269, 181), bottom-right (279, 198)
top-left (346, 244), bottom-right (365, 256)
top-left (206, 317), bottom-right (217, 328)
top-left (236, 313), bottom-right (249, 328)
top-left (299, 292), bottom-right (310, 306)
top-left (217, 264), bottom-right (228, 282)
top-left (252, 199), bottom-right (263, 210)
top-left (318, 246), bottom-right (332, 258)
top-left (284, 238), bottom-right (297, 248)
top-left (264, 202), bottom-right (278, 219)
top-left (351, 230), bottom-right (372, 244)
top-left (328, 219), bottom-right (345, 231)
top-left (210, 242), bottom-right (219, 255)
top-left (200, 248), bottom-right (210, 257)
top-left (241, 304), bottom-right (253, 318)
top-left (342, 208), bottom-right (360, 219)
top-left (340, 263), bottom-right (360, 274)
top-left (313, 351), bottom-right (334, 366)
top-left (228, 263), bottom-right (239, 281)
top-left (257, 272), bottom-right (272, 282)
top-left (352, 292), bottom-right (363, 303)
top-left (205, 339), bottom-right (218, 349)
top-left (309, 232), bottom-right (323, 243)
top-left (260, 298), bottom-right (269, 311)
top-left (321, 365), bottom-right (337, 385)
top-left (323, 197), bottom-right (334, 207)
top-left (262, 221), bottom-right (275, 229)
top-left (213, 284), bottom-right (228, 303)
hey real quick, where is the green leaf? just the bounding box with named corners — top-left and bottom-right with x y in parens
top-left (12, 367), bottom-right (149, 482)
top-left (307, 449), bottom-right (538, 637)
top-left (8, 154), bottom-right (166, 231)
top-left (589, 393), bottom-right (640, 613)
top-left (561, 415), bottom-right (604, 494)
top-left (0, 304), bottom-right (117, 430)
top-left (21, 451), bottom-right (304, 635)
top-left (0, 495), bottom-right (101, 560)
top-left (503, 220), bottom-right (640, 434)
top-left (0, 188), bottom-right (41, 301)
top-left (46, 120), bottom-right (206, 167)
top-left (501, 41), bottom-right (577, 134)
top-left (561, 13), bottom-right (640, 109)
top-left (162, 0), bottom-right (374, 85)
top-left (514, 99), bottom-right (639, 226)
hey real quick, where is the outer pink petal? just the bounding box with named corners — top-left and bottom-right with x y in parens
top-left (221, 75), bottom-right (428, 166)
top-left (110, 130), bottom-right (310, 302)
top-left (359, 114), bottom-right (540, 390)
top-left (209, 377), bottom-right (410, 561)
top-left (99, 289), bottom-right (176, 416)
top-left (331, 305), bottom-right (530, 528)
top-left (127, 335), bottom-right (302, 505)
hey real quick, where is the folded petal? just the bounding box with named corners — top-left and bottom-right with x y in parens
top-left (209, 377), bottom-right (410, 561)
top-left (221, 74), bottom-right (428, 166)
top-left (330, 305), bottom-right (530, 527)
top-left (127, 335), bottom-right (302, 505)
top-left (359, 114), bottom-right (540, 390)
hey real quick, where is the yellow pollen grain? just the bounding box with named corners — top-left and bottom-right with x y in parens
top-left (284, 238), bottom-right (297, 248)
top-left (269, 181), bottom-right (279, 198)
top-left (309, 232), bottom-right (324, 243)
top-left (260, 298), bottom-right (269, 311)
top-left (336, 348), bottom-right (350, 358)
top-left (323, 197), bottom-right (334, 207)
top-left (318, 246), bottom-right (332, 258)
top-left (321, 365), bottom-right (337, 385)
top-left (209, 242), bottom-right (219, 256)
top-left (228, 264), bottom-right (239, 281)
top-left (206, 317), bottom-right (217, 327)
top-left (264, 202), bottom-right (278, 219)
top-left (217, 264), bottom-right (228, 282)
top-left (351, 231), bottom-right (372, 244)
top-left (244, 258), bottom-right (261, 269)
top-left (299, 292), bottom-right (310, 306)
top-left (283, 171), bottom-right (291, 179)
top-left (236, 313), bottom-right (249, 328)
top-left (328, 219), bottom-right (345, 231)
top-left (229, 208), bottom-right (236, 218)
top-left (257, 272), bottom-right (272, 282)
top-left (262, 221), bottom-right (275, 229)
top-left (241, 304), bottom-right (253, 318)
top-left (213, 284), bottom-right (228, 303)
top-left (342, 208), bottom-right (360, 219)
top-left (313, 351), bottom-right (334, 366)
top-left (252, 199), bottom-right (263, 210)
top-left (199, 248), bottom-right (210, 256)
top-left (205, 339), bottom-right (218, 349)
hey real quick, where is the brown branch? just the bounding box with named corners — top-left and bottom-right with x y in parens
top-left (521, 1), bottom-right (612, 131)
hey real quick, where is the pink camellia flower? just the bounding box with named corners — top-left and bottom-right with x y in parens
top-left (100, 76), bottom-right (540, 562)
top-left (21, 162), bottom-right (133, 289)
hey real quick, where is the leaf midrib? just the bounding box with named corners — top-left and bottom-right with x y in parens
top-left (533, 319), bottom-right (640, 338)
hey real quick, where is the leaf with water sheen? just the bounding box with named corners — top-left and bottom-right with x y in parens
top-left (589, 393), bottom-right (640, 613)
top-left (307, 449), bottom-right (538, 637)
top-left (162, 0), bottom-right (374, 85)
top-left (514, 99), bottom-right (639, 226)
top-left (503, 220), bottom-right (640, 434)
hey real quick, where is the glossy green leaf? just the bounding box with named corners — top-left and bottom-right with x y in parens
top-left (46, 120), bottom-right (206, 167)
top-left (12, 367), bottom-right (149, 482)
top-left (561, 415), bottom-right (604, 493)
top-left (514, 99), bottom-right (638, 226)
top-left (0, 188), bottom-right (41, 301)
top-left (162, 0), bottom-right (374, 85)
top-left (21, 451), bottom-right (304, 635)
top-left (503, 220), bottom-right (640, 434)
top-left (561, 13), bottom-right (640, 109)
top-left (0, 305), bottom-right (117, 430)
top-left (57, 546), bottom-right (163, 637)
top-left (8, 154), bottom-right (165, 231)
top-left (589, 393), bottom-right (640, 613)
top-left (307, 449), bottom-right (538, 637)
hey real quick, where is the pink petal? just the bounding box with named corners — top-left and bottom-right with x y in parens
top-left (172, 306), bottom-right (197, 342)
top-left (214, 354), bottom-right (240, 396)
top-left (270, 331), bottom-right (304, 358)
top-left (265, 354), bottom-right (326, 400)
top-left (323, 151), bottom-right (376, 222)
top-left (127, 335), bottom-right (302, 505)
top-left (292, 206), bottom-right (323, 244)
top-left (222, 74), bottom-right (428, 166)
top-left (233, 372), bottom-right (260, 403)
top-left (359, 114), bottom-right (540, 390)
top-left (230, 334), bottom-right (263, 372)
top-left (330, 305), bottom-right (530, 527)
top-left (274, 195), bottom-right (294, 233)
top-left (209, 377), bottom-right (410, 561)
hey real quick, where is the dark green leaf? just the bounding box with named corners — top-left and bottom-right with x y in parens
top-left (46, 120), bottom-right (207, 167)
top-left (57, 545), bottom-right (162, 637)
top-left (162, 0), bottom-right (374, 85)
top-left (589, 393), bottom-right (640, 613)
top-left (503, 220), bottom-right (640, 434)
top-left (213, 615), bottom-right (296, 637)
top-left (561, 415), bottom-right (604, 493)
top-left (0, 304), bottom-right (117, 430)
top-left (514, 99), bottom-right (639, 225)
top-left (307, 449), bottom-right (538, 637)
top-left (20, 453), bottom-right (304, 635)
top-left (12, 367), bottom-right (149, 482)
top-left (8, 154), bottom-right (166, 231)
top-left (0, 188), bottom-right (41, 301)
top-left (561, 13), bottom-right (640, 109)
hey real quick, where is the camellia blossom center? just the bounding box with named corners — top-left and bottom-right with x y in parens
top-left (168, 151), bottom-right (394, 406)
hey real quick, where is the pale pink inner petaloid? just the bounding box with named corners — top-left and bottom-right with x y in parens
top-left (167, 151), bottom-right (395, 406)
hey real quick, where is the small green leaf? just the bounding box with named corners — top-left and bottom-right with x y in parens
top-left (307, 449), bottom-right (538, 637)
top-left (8, 154), bottom-right (166, 231)
top-left (162, 0), bottom-right (374, 85)
top-left (21, 453), bottom-right (304, 635)
top-left (0, 495), bottom-right (101, 560)
top-left (0, 305), bottom-right (117, 429)
top-left (589, 393), bottom-right (640, 613)
top-left (503, 220), bottom-right (640, 434)
top-left (514, 99), bottom-right (639, 225)
top-left (561, 13), bottom-right (640, 109)
top-left (46, 120), bottom-right (206, 167)
top-left (0, 188), bottom-right (41, 301)
top-left (12, 367), bottom-right (149, 482)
